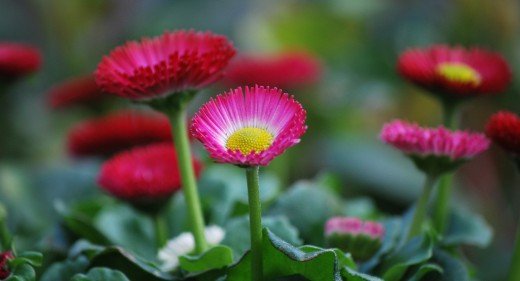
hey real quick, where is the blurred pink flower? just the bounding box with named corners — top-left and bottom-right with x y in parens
top-left (380, 120), bottom-right (490, 160)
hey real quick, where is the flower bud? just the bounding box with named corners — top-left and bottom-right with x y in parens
top-left (325, 217), bottom-right (384, 262)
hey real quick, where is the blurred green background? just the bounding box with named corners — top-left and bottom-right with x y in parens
top-left (1, 0), bottom-right (520, 280)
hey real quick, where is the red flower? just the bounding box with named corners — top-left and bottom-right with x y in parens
top-left (397, 45), bottom-right (511, 96)
top-left (68, 110), bottom-right (172, 157)
top-left (0, 251), bottom-right (13, 279)
top-left (0, 42), bottom-right (41, 79)
top-left (485, 111), bottom-right (520, 156)
top-left (95, 30), bottom-right (236, 100)
top-left (222, 51), bottom-right (321, 89)
top-left (98, 143), bottom-right (202, 200)
top-left (47, 75), bottom-right (109, 109)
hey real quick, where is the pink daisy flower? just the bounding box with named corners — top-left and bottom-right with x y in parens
top-left (98, 143), bottom-right (202, 201)
top-left (380, 120), bottom-right (490, 160)
top-left (221, 51), bottom-right (321, 89)
top-left (95, 30), bottom-right (236, 100)
top-left (191, 85), bottom-right (307, 166)
top-left (397, 45), bottom-right (511, 96)
top-left (325, 217), bottom-right (385, 239)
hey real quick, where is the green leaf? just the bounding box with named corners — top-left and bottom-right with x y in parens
top-left (222, 216), bottom-right (302, 259)
top-left (343, 197), bottom-right (379, 219)
top-left (227, 228), bottom-right (342, 281)
top-left (71, 267), bottom-right (131, 281)
top-left (4, 263), bottom-right (35, 281)
top-left (269, 180), bottom-right (343, 244)
top-left (299, 245), bottom-right (356, 270)
top-left (40, 256), bottom-right (89, 281)
top-left (407, 263), bottom-right (443, 281)
top-left (8, 251), bottom-right (42, 268)
top-left (88, 246), bottom-right (175, 281)
top-left (55, 201), bottom-right (112, 246)
top-left (379, 234), bottom-right (434, 281)
top-left (443, 207), bottom-right (493, 248)
top-left (93, 204), bottom-right (155, 259)
top-left (179, 245), bottom-right (233, 273)
top-left (341, 267), bottom-right (384, 281)
top-left (425, 250), bottom-right (470, 281)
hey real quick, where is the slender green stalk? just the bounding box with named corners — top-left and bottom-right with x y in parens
top-left (153, 214), bottom-right (168, 249)
top-left (432, 99), bottom-right (459, 234)
top-left (0, 204), bottom-right (11, 251)
top-left (407, 173), bottom-right (437, 240)
top-left (246, 166), bottom-right (263, 281)
top-left (169, 110), bottom-right (208, 254)
top-left (508, 221), bottom-right (520, 281)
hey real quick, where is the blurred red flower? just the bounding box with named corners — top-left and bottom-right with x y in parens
top-left (221, 51), bottom-right (321, 89)
top-left (95, 30), bottom-right (236, 100)
top-left (0, 251), bottom-right (13, 279)
top-left (47, 75), bottom-right (109, 109)
top-left (0, 42), bottom-right (41, 79)
top-left (397, 45), bottom-right (511, 97)
top-left (485, 111), bottom-right (520, 156)
top-left (68, 110), bottom-right (172, 157)
top-left (98, 143), bottom-right (202, 200)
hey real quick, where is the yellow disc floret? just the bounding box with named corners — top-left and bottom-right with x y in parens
top-left (436, 63), bottom-right (481, 86)
top-left (226, 127), bottom-right (274, 155)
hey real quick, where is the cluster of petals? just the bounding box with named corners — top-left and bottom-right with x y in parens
top-left (485, 111), bottom-right (520, 156)
top-left (95, 30), bottom-right (236, 100)
top-left (397, 45), bottom-right (511, 96)
top-left (325, 217), bottom-right (384, 239)
top-left (68, 110), bottom-right (172, 157)
top-left (158, 225), bottom-right (225, 271)
top-left (221, 51), bottom-right (321, 89)
top-left (47, 75), bottom-right (108, 109)
top-left (380, 120), bottom-right (490, 160)
top-left (0, 42), bottom-right (41, 78)
top-left (191, 85), bottom-right (307, 166)
top-left (98, 143), bottom-right (202, 200)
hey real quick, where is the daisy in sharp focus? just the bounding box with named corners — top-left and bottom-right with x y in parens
top-left (192, 85), bottom-right (307, 281)
top-left (191, 85), bottom-right (307, 167)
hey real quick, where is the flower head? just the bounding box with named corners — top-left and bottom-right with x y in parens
top-left (222, 51), bottom-right (321, 89)
top-left (68, 110), bottom-right (172, 157)
top-left (158, 225), bottom-right (225, 271)
top-left (397, 45), bottom-right (511, 97)
top-left (95, 30), bottom-right (236, 100)
top-left (485, 111), bottom-right (520, 156)
top-left (98, 143), bottom-right (202, 201)
top-left (325, 217), bottom-right (384, 261)
top-left (47, 75), bottom-right (109, 109)
top-left (192, 85), bottom-right (307, 166)
top-left (380, 120), bottom-right (490, 174)
top-left (0, 42), bottom-right (41, 79)
top-left (0, 251), bottom-right (13, 279)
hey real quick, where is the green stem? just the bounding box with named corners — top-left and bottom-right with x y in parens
top-left (433, 175), bottom-right (453, 234)
top-left (507, 220), bottom-right (520, 281)
top-left (0, 204), bottom-right (11, 251)
top-left (169, 110), bottom-right (208, 254)
top-left (246, 166), bottom-right (263, 281)
top-left (407, 173), bottom-right (437, 240)
top-left (432, 99), bottom-right (459, 234)
top-left (154, 214), bottom-right (168, 249)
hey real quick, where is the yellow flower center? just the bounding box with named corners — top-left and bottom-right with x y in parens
top-left (226, 127), bottom-right (274, 155)
top-left (436, 63), bottom-right (481, 86)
